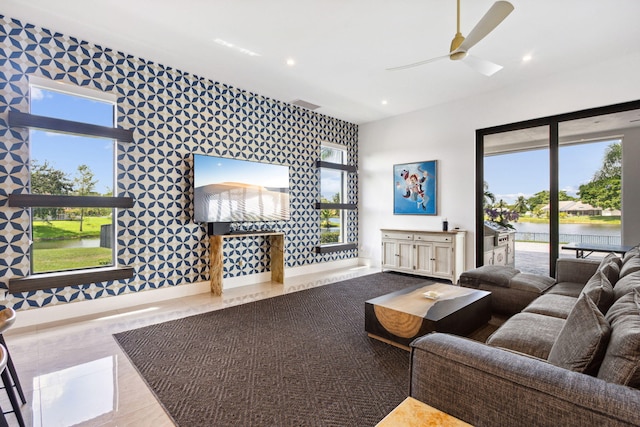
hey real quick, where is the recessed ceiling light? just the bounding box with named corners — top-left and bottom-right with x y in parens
top-left (381, 100), bottom-right (388, 105)
top-left (522, 54), bottom-right (533, 62)
top-left (286, 58), bottom-right (296, 66)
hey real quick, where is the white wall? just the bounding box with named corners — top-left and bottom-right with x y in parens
top-left (359, 52), bottom-right (640, 270)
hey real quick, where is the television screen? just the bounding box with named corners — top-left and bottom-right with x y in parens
top-left (193, 154), bottom-right (290, 223)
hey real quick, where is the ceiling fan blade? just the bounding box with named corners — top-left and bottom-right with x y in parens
top-left (462, 55), bottom-right (503, 76)
top-left (386, 54), bottom-right (449, 71)
top-left (458, 1), bottom-right (514, 53)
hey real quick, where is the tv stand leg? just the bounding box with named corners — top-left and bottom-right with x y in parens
top-left (210, 235), bottom-right (223, 296)
top-left (271, 234), bottom-right (285, 283)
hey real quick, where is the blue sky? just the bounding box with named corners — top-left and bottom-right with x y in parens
top-left (30, 87), bottom-right (114, 194)
top-left (484, 140), bottom-right (618, 204)
top-left (194, 155), bottom-right (289, 188)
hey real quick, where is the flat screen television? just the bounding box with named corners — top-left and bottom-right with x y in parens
top-left (193, 154), bottom-right (290, 223)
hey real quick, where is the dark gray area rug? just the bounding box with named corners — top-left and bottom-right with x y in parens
top-left (114, 272), bottom-right (431, 426)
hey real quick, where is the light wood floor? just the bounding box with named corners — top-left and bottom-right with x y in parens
top-left (4, 266), bottom-right (379, 427)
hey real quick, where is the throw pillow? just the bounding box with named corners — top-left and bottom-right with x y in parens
top-left (580, 270), bottom-right (614, 314)
top-left (620, 256), bottom-right (640, 279)
top-left (547, 294), bottom-right (611, 375)
top-left (599, 260), bottom-right (620, 287)
top-left (607, 252), bottom-right (623, 268)
top-left (597, 289), bottom-right (640, 388)
top-left (622, 246), bottom-right (640, 264)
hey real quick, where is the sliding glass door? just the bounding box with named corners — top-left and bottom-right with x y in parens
top-left (476, 101), bottom-right (640, 277)
top-left (483, 126), bottom-right (550, 275)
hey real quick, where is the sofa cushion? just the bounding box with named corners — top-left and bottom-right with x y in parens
top-left (458, 265), bottom-right (520, 288)
top-left (555, 258), bottom-right (600, 286)
top-left (522, 294), bottom-right (577, 319)
top-left (598, 289), bottom-right (640, 388)
top-left (509, 273), bottom-right (556, 294)
top-left (580, 270), bottom-right (614, 314)
top-left (620, 256), bottom-right (640, 279)
top-left (613, 271), bottom-right (640, 301)
top-left (546, 282), bottom-right (585, 298)
top-left (486, 312), bottom-right (565, 360)
top-left (547, 294), bottom-right (611, 375)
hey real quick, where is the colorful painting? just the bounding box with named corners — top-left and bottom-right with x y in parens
top-left (393, 160), bottom-right (437, 215)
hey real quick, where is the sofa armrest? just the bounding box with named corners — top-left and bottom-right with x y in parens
top-left (409, 333), bottom-right (640, 427)
top-left (555, 258), bottom-right (600, 284)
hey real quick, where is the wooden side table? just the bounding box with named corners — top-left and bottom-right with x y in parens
top-left (209, 232), bottom-right (285, 295)
top-left (376, 397), bottom-right (472, 427)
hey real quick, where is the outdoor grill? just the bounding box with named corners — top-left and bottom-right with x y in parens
top-left (483, 220), bottom-right (516, 267)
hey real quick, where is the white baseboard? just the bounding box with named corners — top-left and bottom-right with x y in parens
top-left (13, 258), bottom-right (361, 330)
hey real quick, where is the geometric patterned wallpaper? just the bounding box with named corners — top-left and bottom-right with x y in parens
top-left (0, 15), bottom-right (358, 311)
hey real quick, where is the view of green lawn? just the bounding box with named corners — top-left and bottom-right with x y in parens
top-left (32, 217), bottom-right (113, 272)
top-left (33, 217), bottom-right (111, 240)
top-left (34, 247), bottom-right (112, 273)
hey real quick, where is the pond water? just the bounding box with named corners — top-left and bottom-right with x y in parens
top-left (34, 238), bottom-right (101, 250)
top-left (514, 222), bottom-right (620, 236)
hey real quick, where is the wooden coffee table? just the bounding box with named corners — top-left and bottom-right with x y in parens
top-left (365, 282), bottom-right (491, 350)
top-left (376, 397), bottom-right (472, 427)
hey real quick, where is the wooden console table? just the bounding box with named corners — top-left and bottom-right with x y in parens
top-left (209, 232), bottom-right (285, 296)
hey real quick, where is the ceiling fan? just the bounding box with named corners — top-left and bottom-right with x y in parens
top-left (387, 0), bottom-right (514, 76)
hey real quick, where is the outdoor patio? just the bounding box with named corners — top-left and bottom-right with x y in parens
top-left (513, 241), bottom-right (606, 277)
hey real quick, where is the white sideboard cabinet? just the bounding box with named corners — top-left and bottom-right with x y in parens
top-left (381, 229), bottom-right (466, 283)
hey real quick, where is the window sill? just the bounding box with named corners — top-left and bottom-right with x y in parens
top-left (8, 266), bottom-right (134, 293)
top-left (314, 243), bottom-right (357, 254)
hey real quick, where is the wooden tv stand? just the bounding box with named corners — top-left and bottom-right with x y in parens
top-left (209, 232), bottom-right (285, 295)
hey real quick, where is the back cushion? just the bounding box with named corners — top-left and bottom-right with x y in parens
top-left (580, 270), bottom-right (614, 314)
top-left (620, 256), bottom-right (640, 279)
top-left (622, 247), bottom-right (640, 264)
top-left (613, 270), bottom-right (640, 301)
top-left (598, 289), bottom-right (640, 388)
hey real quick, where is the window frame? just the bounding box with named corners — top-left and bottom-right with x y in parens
top-left (6, 78), bottom-right (134, 292)
top-left (315, 143), bottom-right (357, 253)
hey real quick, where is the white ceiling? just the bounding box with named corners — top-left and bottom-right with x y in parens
top-left (3, 0), bottom-right (640, 124)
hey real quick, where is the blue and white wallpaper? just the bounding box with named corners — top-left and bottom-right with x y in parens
top-left (0, 16), bottom-right (358, 310)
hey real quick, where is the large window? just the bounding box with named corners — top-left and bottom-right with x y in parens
top-left (320, 144), bottom-right (347, 244)
top-left (6, 77), bottom-right (134, 292)
top-left (29, 82), bottom-right (116, 273)
top-left (315, 143), bottom-right (357, 253)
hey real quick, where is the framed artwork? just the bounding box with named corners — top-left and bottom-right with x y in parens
top-left (393, 160), bottom-right (437, 215)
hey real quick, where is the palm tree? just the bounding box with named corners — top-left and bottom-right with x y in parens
top-left (513, 196), bottom-right (529, 214)
top-left (483, 181), bottom-right (496, 207)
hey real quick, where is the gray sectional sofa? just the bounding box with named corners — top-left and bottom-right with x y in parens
top-left (408, 248), bottom-right (640, 426)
